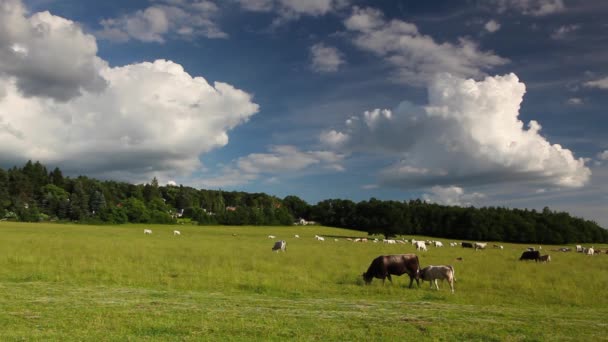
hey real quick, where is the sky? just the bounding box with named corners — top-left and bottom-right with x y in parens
top-left (1, 0), bottom-right (607, 226)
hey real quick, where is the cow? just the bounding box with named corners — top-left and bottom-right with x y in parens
top-left (315, 235), bottom-right (325, 241)
top-left (576, 245), bottom-right (583, 253)
top-left (419, 265), bottom-right (455, 293)
top-left (461, 242), bottom-right (473, 248)
top-left (450, 242), bottom-right (457, 247)
top-left (434, 241), bottom-right (444, 247)
top-left (587, 247), bottom-right (595, 256)
top-left (384, 239), bottom-right (396, 244)
top-left (173, 230), bottom-right (181, 236)
top-left (362, 254), bottom-right (420, 288)
top-left (144, 229), bottom-right (152, 234)
top-left (539, 254), bottom-right (551, 263)
top-left (474, 242), bottom-right (487, 250)
top-left (294, 234), bottom-right (300, 238)
top-left (526, 247), bottom-right (535, 252)
top-left (415, 241), bottom-right (427, 251)
top-left (268, 235), bottom-right (276, 239)
top-left (519, 250), bottom-right (541, 261)
top-left (272, 240), bottom-right (287, 252)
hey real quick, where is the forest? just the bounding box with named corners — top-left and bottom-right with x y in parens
top-left (0, 161), bottom-right (606, 244)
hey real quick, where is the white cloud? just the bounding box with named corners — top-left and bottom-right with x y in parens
top-left (236, 0), bottom-right (349, 24)
top-left (484, 20), bottom-right (501, 33)
top-left (423, 186), bottom-right (485, 206)
top-left (323, 73), bottom-right (591, 189)
top-left (494, 0), bottom-right (565, 16)
top-left (98, 0), bottom-right (227, 43)
top-left (566, 97), bottom-right (583, 105)
top-left (0, 0), bottom-right (107, 101)
top-left (310, 43), bottom-right (345, 73)
top-left (197, 145), bottom-right (344, 187)
top-left (551, 24), bottom-right (580, 40)
top-left (0, 1), bottom-right (258, 183)
top-left (598, 150), bottom-right (608, 161)
top-left (584, 77), bottom-right (608, 89)
top-left (344, 7), bottom-right (508, 85)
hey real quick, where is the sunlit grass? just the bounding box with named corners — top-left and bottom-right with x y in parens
top-left (0, 222), bottom-right (606, 340)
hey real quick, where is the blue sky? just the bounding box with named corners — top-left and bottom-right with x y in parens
top-left (1, 0), bottom-right (607, 226)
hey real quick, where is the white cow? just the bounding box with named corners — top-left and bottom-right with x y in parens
top-left (173, 230), bottom-right (181, 236)
top-left (449, 242), bottom-right (457, 247)
top-left (420, 265), bottom-right (455, 293)
top-left (474, 242), bottom-right (487, 250)
top-left (144, 229), bottom-right (152, 234)
top-left (587, 247), bottom-right (595, 256)
top-left (415, 241), bottom-right (427, 251)
top-left (383, 239), bottom-right (396, 244)
top-left (315, 235), bottom-right (325, 241)
top-left (434, 241), bottom-right (444, 247)
top-left (268, 235), bottom-right (276, 239)
top-left (576, 245), bottom-right (583, 253)
top-left (272, 240), bottom-right (287, 252)
top-left (294, 234), bottom-right (300, 238)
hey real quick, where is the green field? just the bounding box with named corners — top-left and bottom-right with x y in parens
top-left (0, 222), bottom-right (606, 341)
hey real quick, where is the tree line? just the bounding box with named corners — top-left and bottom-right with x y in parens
top-left (0, 161), bottom-right (606, 244)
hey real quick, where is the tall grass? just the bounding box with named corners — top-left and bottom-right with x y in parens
top-left (0, 222), bottom-right (606, 340)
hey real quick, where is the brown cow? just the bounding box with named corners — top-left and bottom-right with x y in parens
top-left (362, 254), bottom-right (420, 288)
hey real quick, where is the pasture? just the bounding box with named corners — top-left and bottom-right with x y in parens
top-left (0, 222), bottom-right (607, 341)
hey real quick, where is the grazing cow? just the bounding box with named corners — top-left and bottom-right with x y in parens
top-left (527, 247), bottom-right (535, 252)
top-left (461, 242), bottom-right (473, 248)
top-left (519, 250), bottom-right (541, 261)
top-left (419, 265), bottom-right (455, 293)
top-left (474, 242), bottom-right (487, 250)
top-left (294, 234), bottom-right (300, 238)
top-left (384, 239), bottom-right (396, 244)
top-left (415, 241), bottom-right (427, 251)
top-left (362, 254), bottom-right (420, 288)
top-left (144, 229), bottom-right (152, 234)
top-left (434, 241), bottom-right (444, 247)
top-left (558, 248), bottom-right (571, 252)
top-left (335, 238), bottom-right (339, 242)
top-left (272, 240), bottom-right (287, 252)
top-left (450, 242), bottom-right (457, 247)
top-left (539, 255), bottom-right (551, 263)
top-left (173, 230), bottom-right (181, 236)
top-left (346, 238), bottom-right (353, 241)
top-left (587, 247), bottom-right (595, 256)
top-left (315, 235), bottom-right (325, 241)
top-left (396, 240), bottom-right (406, 244)
top-left (268, 235), bottom-right (276, 239)
top-left (455, 257), bottom-right (463, 261)
top-left (576, 245), bottom-right (583, 253)
top-left (499, 245), bottom-right (504, 250)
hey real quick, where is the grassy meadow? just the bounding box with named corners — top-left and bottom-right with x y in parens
top-left (0, 222), bottom-right (607, 341)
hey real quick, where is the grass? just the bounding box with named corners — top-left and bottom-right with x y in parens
top-left (0, 222), bottom-right (607, 341)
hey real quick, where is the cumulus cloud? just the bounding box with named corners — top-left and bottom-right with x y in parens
top-left (598, 150), bottom-right (608, 161)
top-left (423, 186), bottom-right (485, 206)
top-left (0, 60), bottom-right (258, 181)
top-left (493, 0), bottom-right (565, 16)
top-left (584, 77), bottom-right (608, 89)
top-left (236, 0), bottom-right (349, 16)
top-left (198, 145), bottom-right (344, 187)
top-left (484, 20), bottom-right (501, 33)
top-left (98, 0), bottom-right (227, 43)
top-left (344, 7), bottom-right (508, 85)
top-left (0, 1), bottom-right (258, 183)
top-left (310, 43), bottom-right (345, 73)
top-left (322, 73), bottom-right (591, 189)
top-left (0, 0), bottom-right (107, 101)
top-left (551, 24), bottom-right (579, 40)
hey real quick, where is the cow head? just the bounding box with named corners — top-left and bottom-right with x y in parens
top-left (362, 272), bottom-right (373, 284)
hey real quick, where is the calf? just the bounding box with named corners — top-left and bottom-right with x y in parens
top-left (539, 254), bottom-right (551, 263)
top-left (173, 230), bottom-right (181, 236)
top-left (144, 229), bottom-right (152, 235)
top-left (419, 265), bottom-right (455, 293)
top-left (272, 240), bottom-right (287, 252)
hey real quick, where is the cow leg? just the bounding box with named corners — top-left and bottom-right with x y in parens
top-left (434, 279), bottom-right (439, 290)
top-left (450, 280), bottom-right (454, 294)
top-left (386, 274), bottom-right (393, 284)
